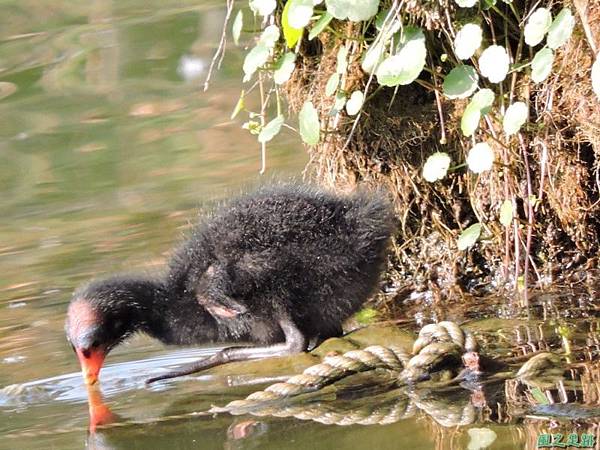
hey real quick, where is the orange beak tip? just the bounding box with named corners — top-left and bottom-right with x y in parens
top-left (76, 348), bottom-right (106, 386)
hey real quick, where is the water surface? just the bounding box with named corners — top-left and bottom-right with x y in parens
top-left (1, 2), bottom-right (598, 450)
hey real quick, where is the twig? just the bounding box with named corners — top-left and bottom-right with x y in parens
top-left (203, 0), bottom-right (235, 92)
top-left (519, 133), bottom-right (534, 312)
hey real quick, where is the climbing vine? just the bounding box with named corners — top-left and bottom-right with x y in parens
top-left (216, 0), bottom-right (600, 299)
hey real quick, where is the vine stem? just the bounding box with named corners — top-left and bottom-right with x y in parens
top-left (341, 0), bottom-right (402, 152)
top-left (203, 0), bottom-right (234, 92)
top-left (519, 133), bottom-right (533, 313)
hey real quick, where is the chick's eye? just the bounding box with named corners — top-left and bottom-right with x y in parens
top-left (91, 340), bottom-right (100, 348)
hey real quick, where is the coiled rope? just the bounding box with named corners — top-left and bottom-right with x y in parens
top-left (211, 321), bottom-right (482, 415)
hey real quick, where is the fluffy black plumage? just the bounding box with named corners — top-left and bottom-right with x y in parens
top-left (66, 185), bottom-right (394, 383)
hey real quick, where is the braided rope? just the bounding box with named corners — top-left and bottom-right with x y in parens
top-left (212, 344), bottom-right (409, 413)
top-left (213, 322), bottom-right (475, 414)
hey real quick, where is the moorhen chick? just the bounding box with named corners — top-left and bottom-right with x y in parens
top-left (65, 185), bottom-right (394, 385)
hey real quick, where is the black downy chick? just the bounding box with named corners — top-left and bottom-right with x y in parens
top-left (65, 185), bottom-right (395, 384)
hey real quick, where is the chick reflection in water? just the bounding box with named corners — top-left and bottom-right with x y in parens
top-left (86, 384), bottom-right (117, 433)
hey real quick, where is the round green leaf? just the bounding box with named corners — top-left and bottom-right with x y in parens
top-left (375, 39), bottom-right (426, 86)
top-left (258, 115), bottom-right (285, 143)
top-left (547, 8), bottom-right (575, 50)
top-left (346, 90), bottom-right (364, 116)
top-left (330, 91), bottom-right (347, 115)
top-left (259, 25), bottom-right (280, 48)
top-left (249, 0), bottom-right (276, 16)
top-left (531, 47), bottom-right (554, 83)
top-left (274, 52), bottom-right (296, 85)
top-left (592, 53), bottom-right (600, 100)
top-left (443, 65), bottom-right (479, 99)
top-left (325, 73), bottom-right (340, 96)
top-left (309, 12), bottom-right (333, 40)
top-left (524, 8), bottom-right (552, 47)
top-left (503, 101), bottom-right (528, 135)
top-left (499, 200), bottom-right (513, 227)
top-left (454, 0), bottom-right (477, 7)
top-left (461, 103), bottom-right (481, 137)
top-left (457, 223), bottom-right (482, 251)
top-left (282, 0), bottom-right (303, 48)
top-left (243, 44), bottom-right (270, 81)
top-left (454, 23), bottom-right (482, 60)
top-left (299, 101), bottom-right (320, 145)
top-left (232, 10), bottom-right (243, 46)
top-left (467, 142), bottom-right (494, 173)
top-left (422, 152), bottom-right (451, 182)
top-left (288, 0), bottom-right (314, 29)
top-left (479, 45), bottom-right (509, 83)
top-left (361, 41), bottom-right (385, 74)
top-left (461, 89), bottom-right (495, 137)
top-left (471, 88), bottom-right (495, 111)
top-left (325, 0), bottom-right (379, 22)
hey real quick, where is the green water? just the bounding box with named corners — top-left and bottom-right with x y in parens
top-left (0, 2), bottom-right (598, 449)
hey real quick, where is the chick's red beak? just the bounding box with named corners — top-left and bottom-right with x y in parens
top-left (76, 348), bottom-right (106, 385)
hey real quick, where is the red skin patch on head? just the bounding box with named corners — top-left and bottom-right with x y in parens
top-left (68, 300), bottom-right (98, 336)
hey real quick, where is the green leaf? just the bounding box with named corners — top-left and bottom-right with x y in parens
top-left (457, 223), bottom-right (482, 251)
top-left (481, 0), bottom-right (496, 10)
top-left (361, 41), bottom-right (385, 73)
top-left (243, 44), bottom-right (270, 81)
top-left (288, 0), bottom-right (314, 29)
top-left (326, 0), bottom-right (379, 22)
top-left (454, 23), bottom-right (482, 60)
top-left (258, 115), bottom-right (285, 143)
top-left (274, 52), bottom-right (296, 84)
top-left (531, 47), bottom-right (554, 83)
top-left (354, 307), bottom-right (378, 325)
top-left (467, 142), bottom-right (494, 173)
top-left (309, 12), bottom-right (333, 40)
top-left (443, 65), bottom-right (479, 99)
top-left (422, 152), bottom-right (451, 182)
top-left (454, 0), bottom-right (477, 7)
top-left (325, 73), bottom-right (340, 96)
top-left (299, 101), bottom-right (320, 145)
top-left (547, 8), bottom-right (575, 50)
top-left (230, 90), bottom-right (245, 119)
top-left (282, 0), bottom-right (304, 48)
top-left (592, 53), bottom-right (600, 100)
top-left (375, 37), bottom-right (426, 86)
top-left (259, 24), bottom-right (280, 48)
top-left (249, 0), bottom-right (276, 16)
top-left (232, 10), bottom-right (243, 46)
top-left (346, 90), bottom-right (364, 116)
top-left (461, 89), bottom-right (494, 137)
top-left (461, 103), bottom-right (481, 137)
top-left (524, 8), bottom-right (552, 47)
top-left (479, 45), bottom-right (509, 83)
top-left (330, 91), bottom-right (347, 115)
top-left (499, 200), bottom-right (513, 227)
top-left (503, 101), bottom-right (528, 135)
top-left (336, 45), bottom-right (349, 74)
top-left (471, 88), bottom-right (495, 112)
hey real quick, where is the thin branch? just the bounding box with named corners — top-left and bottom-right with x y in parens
top-left (203, 0), bottom-right (235, 92)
